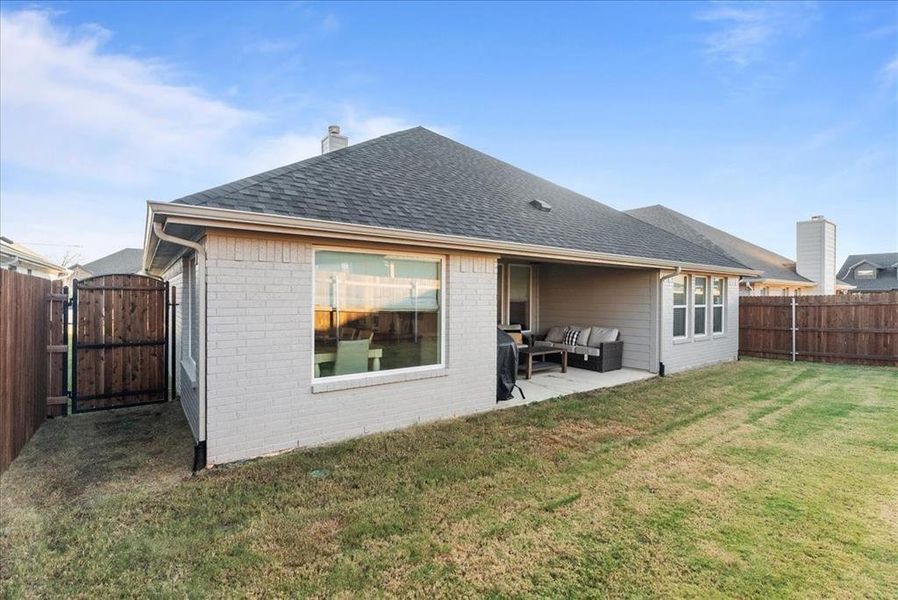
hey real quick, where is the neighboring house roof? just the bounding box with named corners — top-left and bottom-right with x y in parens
top-left (836, 252), bottom-right (898, 292)
top-left (0, 237), bottom-right (68, 275)
top-left (170, 127), bottom-right (746, 271)
top-left (624, 205), bottom-right (813, 285)
top-left (78, 248), bottom-right (144, 277)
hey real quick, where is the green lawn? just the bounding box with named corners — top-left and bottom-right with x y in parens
top-left (2, 359), bottom-right (897, 598)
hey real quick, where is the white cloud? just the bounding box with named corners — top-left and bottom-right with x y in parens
top-left (0, 8), bottom-right (427, 261)
top-left (695, 2), bottom-right (816, 67)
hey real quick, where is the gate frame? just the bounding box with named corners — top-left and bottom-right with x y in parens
top-left (70, 274), bottom-right (170, 413)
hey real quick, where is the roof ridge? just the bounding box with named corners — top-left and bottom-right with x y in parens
top-left (172, 127), bottom-right (424, 205)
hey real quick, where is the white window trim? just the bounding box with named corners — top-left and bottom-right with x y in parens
top-left (693, 275), bottom-right (709, 337)
top-left (712, 276), bottom-right (725, 336)
top-left (672, 274), bottom-right (689, 340)
top-left (182, 255), bottom-right (198, 385)
top-left (311, 246), bottom-right (447, 385)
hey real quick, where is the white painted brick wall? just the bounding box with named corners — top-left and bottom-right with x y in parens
top-left (203, 234), bottom-right (497, 465)
top-left (662, 275), bottom-right (739, 374)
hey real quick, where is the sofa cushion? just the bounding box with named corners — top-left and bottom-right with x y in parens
top-left (563, 327), bottom-right (581, 345)
top-left (545, 326), bottom-right (566, 343)
top-left (574, 345), bottom-right (601, 357)
top-left (573, 326), bottom-right (591, 347)
top-left (533, 340), bottom-right (555, 350)
top-left (587, 326), bottom-right (619, 347)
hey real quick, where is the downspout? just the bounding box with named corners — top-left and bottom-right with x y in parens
top-left (153, 221), bottom-right (207, 471)
top-left (657, 267), bottom-right (682, 377)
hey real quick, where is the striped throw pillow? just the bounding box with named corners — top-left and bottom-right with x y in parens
top-left (563, 327), bottom-right (580, 346)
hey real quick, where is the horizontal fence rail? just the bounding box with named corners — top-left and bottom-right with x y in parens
top-left (739, 292), bottom-right (898, 367)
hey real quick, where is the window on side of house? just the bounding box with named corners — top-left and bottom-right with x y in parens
top-left (313, 249), bottom-right (443, 380)
top-left (672, 274), bottom-right (688, 338)
top-left (507, 264), bottom-right (532, 330)
top-left (855, 267), bottom-right (876, 279)
top-left (694, 276), bottom-right (708, 336)
top-left (712, 277), bottom-right (725, 334)
top-left (181, 255), bottom-right (199, 381)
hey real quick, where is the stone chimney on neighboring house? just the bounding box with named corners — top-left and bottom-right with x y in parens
top-left (796, 215), bottom-right (837, 294)
top-left (321, 125), bottom-right (348, 154)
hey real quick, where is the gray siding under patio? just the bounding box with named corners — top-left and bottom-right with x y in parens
top-left (538, 264), bottom-right (658, 372)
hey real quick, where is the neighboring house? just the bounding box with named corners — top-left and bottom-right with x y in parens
top-left (625, 206), bottom-right (853, 296)
top-left (836, 253), bottom-right (898, 293)
top-left (66, 248), bottom-right (144, 287)
top-left (0, 236), bottom-right (68, 280)
top-left (143, 126), bottom-right (756, 467)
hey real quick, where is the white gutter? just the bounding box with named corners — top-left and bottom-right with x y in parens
top-left (152, 221), bottom-right (207, 466)
top-left (656, 267), bottom-right (682, 376)
top-left (144, 201), bottom-right (760, 278)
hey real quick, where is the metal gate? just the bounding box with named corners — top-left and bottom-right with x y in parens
top-left (71, 274), bottom-right (168, 413)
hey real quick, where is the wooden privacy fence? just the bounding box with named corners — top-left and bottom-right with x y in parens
top-left (739, 292), bottom-right (898, 366)
top-left (1, 270), bottom-right (67, 473)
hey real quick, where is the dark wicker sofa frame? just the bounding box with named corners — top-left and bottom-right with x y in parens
top-left (537, 330), bottom-right (624, 373)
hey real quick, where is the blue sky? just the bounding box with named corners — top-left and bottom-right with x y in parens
top-left (1, 1), bottom-right (896, 266)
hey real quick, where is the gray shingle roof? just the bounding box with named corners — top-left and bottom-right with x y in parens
top-left (625, 205), bottom-right (811, 284)
top-left (837, 253), bottom-right (898, 291)
top-left (172, 127), bottom-right (746, 270)
top-left (80, 248), bottom-right (144, 276)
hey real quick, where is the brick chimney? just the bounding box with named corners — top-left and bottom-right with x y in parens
top-left (321, 125), bottom-right (348, 154)
top-left (796, 215), bottom-right (836, 294)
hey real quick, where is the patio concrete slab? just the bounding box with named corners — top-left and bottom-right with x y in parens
top-left (501, 367), bottom-right (656, 408)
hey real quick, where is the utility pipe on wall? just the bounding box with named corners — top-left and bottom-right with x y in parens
top-left (153, 221), bottom-right (207, 469)
top-left (657, 266), bottom-right (683, 376)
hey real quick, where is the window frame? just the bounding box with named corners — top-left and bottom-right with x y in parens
top-left (672, 274), bottom-right (689, 339)
top-left (505, 263), bottom-right (533, 331)
top-left (182, 255), bottom-right (198, 383)
top-left (693, 275), bottom-right (708, 337)
top-left (311, 246), bottom-right (447, 384)
top-left (855, 267), bottom-right (876, 279)
top-left (712, 276), bottom-right (725, 335)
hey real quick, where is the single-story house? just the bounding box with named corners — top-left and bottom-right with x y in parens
top-left (65, 247), bottom-right (144, 287)
top-left (836, 253), bottom-right (898, 292)
top-left (0, 236), bottom-right (68, 280)
top-left (143, 126), bottom-right (757, 467)
top-left (625, 206), bottom-right (854, 296)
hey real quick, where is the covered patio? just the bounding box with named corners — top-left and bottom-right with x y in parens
top-left (497, 257), bottom-right (662, 376)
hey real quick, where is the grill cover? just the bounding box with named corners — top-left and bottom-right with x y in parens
top-left (496, 327), bottom-right (519, 401)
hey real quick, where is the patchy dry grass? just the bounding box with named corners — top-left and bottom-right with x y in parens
top-left (2, 359), bottom-right (897, 598)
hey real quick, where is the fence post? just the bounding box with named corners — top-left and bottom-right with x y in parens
top-left (791, 297), bottom-right (796, 362)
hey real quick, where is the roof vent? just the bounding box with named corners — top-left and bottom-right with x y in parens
top-left (530, 199), bottom-right (552, 212)
top-left (811, 215), bottom-right (825, 221)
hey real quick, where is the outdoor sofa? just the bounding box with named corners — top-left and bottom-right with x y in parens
top-left (534, 325), bottom-right (623, 372)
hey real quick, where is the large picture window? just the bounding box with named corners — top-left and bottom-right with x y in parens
top-left (672, 275), bottom-right (688, 338)
top-left (712, 277), bottom-right (724, 334)
top-left (694, 276), bottom-right (708, 336)
top-left (313, 249), bottom-right (443, 379)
